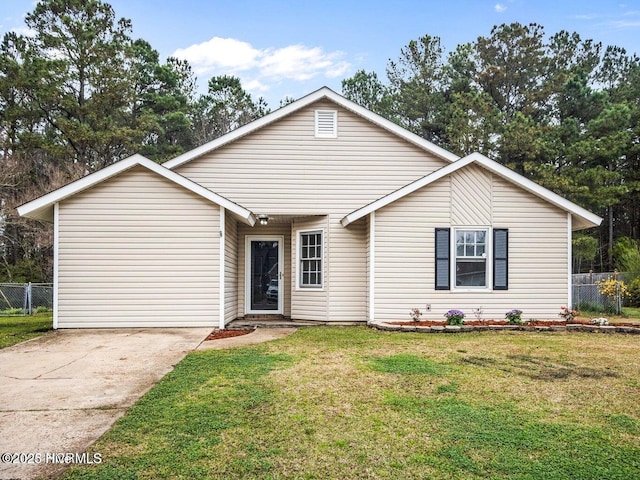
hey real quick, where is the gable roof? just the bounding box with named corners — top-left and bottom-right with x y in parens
top-left (162, 86), bottom-right (460, 170)
top-left (341, 152), bottom-right (602, 231)
top-left (17, 154), bottom-right (256, 225)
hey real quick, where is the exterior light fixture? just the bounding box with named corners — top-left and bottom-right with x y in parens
top-left (258, 215), bottom-right (269, 226)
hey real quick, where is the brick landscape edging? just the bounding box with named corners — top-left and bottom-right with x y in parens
top-left (369, 321), bottom-right (640, 334)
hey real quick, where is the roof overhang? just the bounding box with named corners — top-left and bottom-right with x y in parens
top-left (341, 152), bottom-right (602, 231)
top-left (162, 86), bottom-right (460, 170)
top-left (17, 154), bottom-right (256, 226)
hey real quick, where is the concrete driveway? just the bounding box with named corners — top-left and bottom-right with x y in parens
top-left (0, 327), bottom-right (210, 480)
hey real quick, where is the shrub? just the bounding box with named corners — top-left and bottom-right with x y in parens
top-left (444, 309), bottom-right (465, 325)
top-left (628, 278), bottom-right (640, 308)
top-left (559, 306), bottom-right (579, 322)
top-left (597, 276), bottom-right (629, 313)
top-left (410, 308), bottom-right (422, 322)
top-left (505, 309), bottom-right (523, 324)
top-left (2, 307), bottom-right (24, 315)
top-left (33, 306), bottom-right (52, 314)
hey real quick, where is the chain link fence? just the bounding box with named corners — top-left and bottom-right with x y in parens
top-left (0, 283), bottom-right (53, 315)
top-left (572, 272), bottom-right (623, 314)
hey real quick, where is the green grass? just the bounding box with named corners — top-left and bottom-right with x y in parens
top-left (578, 308), bottom-right (640, 325)
top-left (622, 307), bottom-right (640, 319)
top-left (63, 327), bottom-right (640, 479)
top-left (0, 313), bottom-right (53, 349)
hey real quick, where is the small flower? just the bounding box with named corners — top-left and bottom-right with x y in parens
top-left (505, 309), bottom-right (523, 324)
top-left (559, 306), bottom-right (579, 321)
top-left (444, 309), bottom-right (465, 326)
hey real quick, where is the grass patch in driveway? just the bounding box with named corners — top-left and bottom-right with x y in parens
top-left (63, 327), bottom-right (640, 479)
top-left (0, 313), bottom-right (52, 349)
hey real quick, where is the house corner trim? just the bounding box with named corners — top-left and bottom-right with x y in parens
top-left (53, 203), bottom-right (59, 330)
top-left (568, 212), bottom-right (572, 309)
top-left (369, 211), bottom-right (375, 323)
top-left (219, 206), bottom-right (226, 330)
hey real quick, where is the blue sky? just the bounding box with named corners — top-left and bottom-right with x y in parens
top-left (1, 1), bottom-right (639, 108)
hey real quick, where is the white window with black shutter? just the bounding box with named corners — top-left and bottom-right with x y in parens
top-left (434, 227), bottom-right (508, 291)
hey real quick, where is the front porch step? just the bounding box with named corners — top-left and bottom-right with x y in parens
top-left (228, 316), bottom-right (323, 329)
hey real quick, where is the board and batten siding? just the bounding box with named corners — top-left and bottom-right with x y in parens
top-left (374, 165), bottom-right (569, 322)
top-left (174, 99), bottom-right (448, 216)
top-left (57, 166), bottom-right (220, 328)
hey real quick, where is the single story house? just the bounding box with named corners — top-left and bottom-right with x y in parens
top-left (18, 87), bottom-right (602, 329)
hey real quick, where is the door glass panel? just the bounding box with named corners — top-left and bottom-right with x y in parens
top-left (250, 240), bottom-right (279, 311)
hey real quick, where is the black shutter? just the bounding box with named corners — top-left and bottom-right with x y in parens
top-left (435, 228), bottom-right (450, 290)
top-left (493, 228), bottom-right (508, 290)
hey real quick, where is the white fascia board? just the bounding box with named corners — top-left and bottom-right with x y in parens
top-left (341, 152), bottom-right (602, 229)
top-left (163, 87), bottom-right (460, 170)
top-left (17, 154), bottom-right (256, 226)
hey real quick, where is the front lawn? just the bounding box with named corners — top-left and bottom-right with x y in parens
top-left (0, 313), bottom-right (53, 349)
top-left (64, 327), bottom-right (640, 479)
top-left (577, 308), bottom-right (640, 325)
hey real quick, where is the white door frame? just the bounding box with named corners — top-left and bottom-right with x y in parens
top-left (244, 235), bottom-right (284, 315)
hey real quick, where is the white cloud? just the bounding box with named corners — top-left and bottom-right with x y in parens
top-left (172, 37), bottom-right (351, 92)
top-left (242, 78), bottom-right (270, 93)
top-left (172, 37), bottom-right (261, 75)
top-left (606, 19), bottom-right (640, 28)
top-left (494, 3), bottom-right (507, 13)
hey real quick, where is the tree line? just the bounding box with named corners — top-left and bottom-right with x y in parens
top-left (0, 0), bottom-right (269, 281)
top-left (341, 23), bottom-right (640, 274)
top-left (1, 1), bottom-right (638, 281)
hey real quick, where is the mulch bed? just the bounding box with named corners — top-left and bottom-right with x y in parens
top-left (205, 328), bottom-right (254, 341)
top-left (391, 320), bottom-right (640, 328)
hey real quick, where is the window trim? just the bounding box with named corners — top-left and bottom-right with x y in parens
top-left (297, 229), bottom-right (324, 289)
top-left (452, 227), bottom-right (491, 291)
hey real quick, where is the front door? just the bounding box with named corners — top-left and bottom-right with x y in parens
top-left (245, 236), bottom-right (284, 314)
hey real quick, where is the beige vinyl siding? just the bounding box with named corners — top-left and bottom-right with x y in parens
top-left (375, 165), bottom-right (569, 322)
top-left (57, 166), bottom-right (220, 328)
top-left (375, 177), bottom-right (451, 322)
top-left (292, 216), bottom-right (329, 322)
top-left (237, 223), bottom-right (291, 318)
top-left (328, 214), bottom-right (367, 322)
top-left (175, 99), bottom-right (447, 216)
top-left (175, 99), bottom-right (445, 324)
top-left (224, 211), bottom-right (239, 325)
top-left (492, 175), bottom-right (568, 315)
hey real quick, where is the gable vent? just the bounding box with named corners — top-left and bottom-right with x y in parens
top-left (315, 110), bottom-right (337, 138)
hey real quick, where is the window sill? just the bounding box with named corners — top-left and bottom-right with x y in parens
top-left (452, 288), bottom-right (493, 293)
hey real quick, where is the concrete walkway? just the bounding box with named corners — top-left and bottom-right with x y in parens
top-left (0, 327), bottom-right (210, 480)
